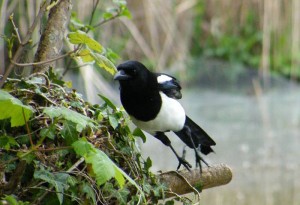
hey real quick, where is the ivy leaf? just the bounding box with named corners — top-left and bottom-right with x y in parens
top-left (98, 94), bottom-right (117, 110)
top-left (72, 139), bottom-right (125, 187)
top-left (0, 136), bottom-right (19, 150)
top-left (43, 107), bottom-right (95, 132)
top-left (92, 53), bottom-right (117, 75)
top-left (85, 149), bottom-right (117, 186)
top-left (46, 68), bottom-right (65, 86)
top-left (34, 169), bottom-right (70, 205)
top-left (109, 115), bottom-right (119, 129)
top-left (0, 90), bottom-right (33, 127)
top-left (133, 128), bottom-right (147, 143)
top-left (40, 125), bottom-right (56, 140)
top-left (144, 157), bottom-right (152, 172)
top-left (68, 31), bottom-right (103, 52)
top-left (70, 138), bottom-right (93, 156)
top-left (61, 121), bottom-right (78, 145)
top-left (72, 138), bottom-right (145, 200)
top-left (81, 182), bottom-right (97, 204)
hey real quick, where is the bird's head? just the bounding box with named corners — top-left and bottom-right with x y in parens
top-left (114, 60), bottom-right (151, 89)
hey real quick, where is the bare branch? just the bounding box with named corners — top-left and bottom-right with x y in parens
top-left (9, 13), bottom-right (22, 44)
top-left (10, 50), bottom-right (75, 67)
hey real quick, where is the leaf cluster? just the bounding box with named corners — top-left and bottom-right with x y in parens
top-left (0, 73), bottom-right (170, 204)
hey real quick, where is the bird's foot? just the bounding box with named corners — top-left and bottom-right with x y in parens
top-left (195, 149), bottom-right (210, 174)
top-left (176, 156), bottom-right (192, 171)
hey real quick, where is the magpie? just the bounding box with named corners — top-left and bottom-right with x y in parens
top-left (114, 60), bottom-right (216, 171)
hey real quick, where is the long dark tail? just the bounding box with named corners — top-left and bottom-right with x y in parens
top-left (174, 116), bottom-right (216, 155)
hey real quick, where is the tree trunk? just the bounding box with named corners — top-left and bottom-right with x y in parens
top-left (33, 0), bottom-right (72, 73)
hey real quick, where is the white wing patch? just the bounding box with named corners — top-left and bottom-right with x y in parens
top-left (157, 75), bottom-right (173, 84)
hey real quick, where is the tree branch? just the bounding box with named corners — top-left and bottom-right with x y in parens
top-left (159, 163), bottom-right (232, 197)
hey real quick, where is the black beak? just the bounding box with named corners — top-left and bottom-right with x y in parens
top-left (114, 70), bottom-right (131, 81)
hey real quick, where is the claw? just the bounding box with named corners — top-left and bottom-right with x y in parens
top-left (176, 156), bottom-right (192, 171)
top-left (194, 147), bottom-right (210, 174)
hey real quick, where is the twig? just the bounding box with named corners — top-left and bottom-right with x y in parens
top-left (28, 72), bottom-right (50, 87)
top-left (46, 0), bottom-right (61, 11)
top-left (35, 146), bottom-right (72, 152)
top-left (10, 50), bottom-right (75, 67)
top-left (9, 13), bottom-right (22, 44)
top-left (22, 107), bottom-right (34, 147)
top-left (93, 11), bottom-right (122, 28)
top-left (88, 0), bottom-right (100, 26)
top-left (0, 0), bottom-right (51, 88)
top-left (67, 157), bottom-right (85, 172)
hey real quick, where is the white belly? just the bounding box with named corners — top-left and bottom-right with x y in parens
top-left (131, 92), bottom-right (186, 135)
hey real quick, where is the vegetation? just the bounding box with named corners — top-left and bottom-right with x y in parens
top-left (0, 72), bottom-right (173, 204)
top-left (0, 0), bottom-right (196, 204)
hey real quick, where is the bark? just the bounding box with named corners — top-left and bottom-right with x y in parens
top-left (33, 0), bottom-right (72, 73)
top-left (159, 163), bottom-right (232, 197)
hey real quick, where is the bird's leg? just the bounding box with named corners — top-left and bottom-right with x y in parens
top-left (154, 132), bottom-right (192, 171)
top-left (181, 145), bottom-right (187, 161)
top-left (184, 126), bottom-right (209, 173)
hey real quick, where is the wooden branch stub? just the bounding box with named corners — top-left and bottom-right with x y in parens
top-left (159, 163), bottom-right (232, 196)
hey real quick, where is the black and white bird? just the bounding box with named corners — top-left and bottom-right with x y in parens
top-left (114, 60), bottom-right (216, 171)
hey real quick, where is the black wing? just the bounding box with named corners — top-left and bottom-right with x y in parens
top-left (156, 73), bottom-right (182, 99)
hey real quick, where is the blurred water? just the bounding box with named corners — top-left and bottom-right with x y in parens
top-left (141, 74), bottom-right (300, 204)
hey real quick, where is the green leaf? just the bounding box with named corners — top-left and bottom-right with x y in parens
top-left (40, 125), bottom-right (56, 140)
top-left (34, 169), bottom-right (70, 205)
top-left (72, 138), bottom-right (94, 156)
top-left (81, 182), bottom-right (97, 204)
top-left (78, 49), bottom-right (94, 62)
top-left (61, 121), bottom-right (78, 145)
top-left (17, 151), bottom-right (35, 163)
top-left (46, 68), bottom-right (65, 86)
top-left (92, 53), bottom-right (117, 75)
top-left (1, 195), bottom-right (30, 205)
top-left (111, 187), bottom-right (130, 204)
top-left (103, 11), bottom-right (114, 20)
top-left (109, 115), bottom-right (119, 129)
top-left (98, 94), bottom-right (117, 110)
top-left (43, 107), bottom-right (95, 132)
top-left (85, 149), bottom-right (116, 186)
top-left (68, 31), bottom-right (103, 52)
top-left (132, 128), bottom-right (146, 143)
top-left (0, 90), bottom-right (33, 127)
top-left (72, 138), bottom-right (145, 201)
top-left (120, 7), bottom-right (132, 18)
top-left (72, 139), bottom-right (124, 187)
top-left (0, 135), bottom-right (19, 150)
top-left (144, 157), bottom-right (152, 172)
